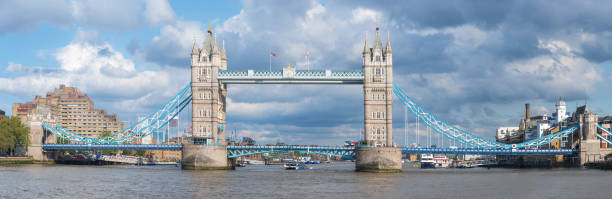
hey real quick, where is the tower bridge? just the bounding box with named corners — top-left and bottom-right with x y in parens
top-left (37, 24), bottom-right (612, 171)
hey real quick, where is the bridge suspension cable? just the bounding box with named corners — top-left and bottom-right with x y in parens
top-left (392, 84), bottom-right (578, 149)
top-left (43, 83), bottom-right (192, 144)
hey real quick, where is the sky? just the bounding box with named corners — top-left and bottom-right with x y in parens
top-left (1, 0), bottom-right (611, 146)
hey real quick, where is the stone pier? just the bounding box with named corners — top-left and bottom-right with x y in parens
top-left (355, 147), bottom-right (402, 172)
top-left (181, 144), bottom-right (233, 170)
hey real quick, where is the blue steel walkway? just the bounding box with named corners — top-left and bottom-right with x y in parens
top-left (402, 148), bottom-right (577, 155)
top-left (43, 144), bottom-right (577, 156)
top-left (42, 144), bottom-right (183, 151)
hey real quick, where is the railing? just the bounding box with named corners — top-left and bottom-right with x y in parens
top-left (217, 69), bottom-right (364, 84)
top-left (42, 144), bottom-right (183, 150)
top-left (402, 147), bottom-right (577, 155)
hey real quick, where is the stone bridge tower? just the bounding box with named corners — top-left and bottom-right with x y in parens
top-left (182, 26), bottom-right (231, 170)
top-left (355, 23), bottom-right (402, 172)
top-left (190, 26), bottom-right (227, 145)
top-left (362, 23), bottom-right (393, 147)
top-left (578, 107), bottom-right (603, 165)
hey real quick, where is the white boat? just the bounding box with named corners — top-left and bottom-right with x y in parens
top-left (433, 155), bottom-right (452, 168)
top-left (420, 154), bottom-right (435, 169)
top-left (283, 161), bottom-right (307, 170)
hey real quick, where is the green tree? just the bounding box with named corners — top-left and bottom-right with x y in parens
top-left (98, 130), bottom-right (118, 155)
top-left (135, 150), bottom-right (146, 157)
top-left (0, 117), bottom-right (30, 156)
top-left (122, 150), bottom-right (134, 156)
top-left (56, 136), bottom-right (70, 144)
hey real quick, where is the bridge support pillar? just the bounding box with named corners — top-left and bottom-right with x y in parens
top-left (578, 112), bottom-right (604, 165)
top-left (355, 147), bottom-right (402, 172)
top-left (181, 144), bottom-right (233, 170)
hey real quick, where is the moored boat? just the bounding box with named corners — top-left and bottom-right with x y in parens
top-left (283, 161), bottom-right (307, 170)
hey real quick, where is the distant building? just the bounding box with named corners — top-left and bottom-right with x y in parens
top-left (496, 127), bottom-right (519, 143)
top-left (525, 115), bottom-right (551, 141)
top-left (12, 84), bottom-right (124, 138)
top-left (552, 98), bottom-right (569, 126)
top-left (0, 109), bottom-right (5, 119)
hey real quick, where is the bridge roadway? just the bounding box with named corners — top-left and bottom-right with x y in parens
top-left (42, 144), bottom-right (577, 156)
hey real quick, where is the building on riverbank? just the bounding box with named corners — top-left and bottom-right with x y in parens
top-left (12, 84), bottom-right (124, 138)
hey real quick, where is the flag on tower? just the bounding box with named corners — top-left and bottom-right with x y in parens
top-left (270, 52), bottom-right (278, 56)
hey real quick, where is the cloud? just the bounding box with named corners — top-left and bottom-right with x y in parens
top-left (73, 0), bottom-right (144, 30)
top-left (144, 0), bottom-right (175, 26)
top-left (5, 0), bottom-right (612, 144)
top-left (0, 30), bottom-right (188, 122)
top-left (145, 21), bottom-right (205, 66)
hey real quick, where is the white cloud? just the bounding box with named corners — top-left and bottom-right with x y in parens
top-left (505, 40), bottom-right (600, 94)
top-left (73, 0), bottom-right (144, 30)
top-left (146, 21), bottom-right (205, 65)
top-left (5, 62), bottom-right (23, 73)
top-left (350, 8), bottom-right (379, 24)
top-left (144, 0), bottom-right (175, 26)
top-left (226, 98), bottom-right (309, 119)
top-left (55, 40), bottom-right (136, 77)
top-left (0, 31), bottom-right (188, 122)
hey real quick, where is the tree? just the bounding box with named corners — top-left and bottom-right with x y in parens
top-left (99, 130), bottom-right (118, 155)
top-left (135, 150), bottom-right (146, 157)
top-left (0, 117), bottom-right (30, 156)
top-left (122, 150), bottom-right (134, 156)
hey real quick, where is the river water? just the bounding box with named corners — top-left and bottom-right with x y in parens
top-left (1, 162), bottom-right (610, 199)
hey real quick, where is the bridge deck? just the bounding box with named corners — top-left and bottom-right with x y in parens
top-left (43, 144), bottom-right (183, 150)
top-left (42, 144), bottom-right (577, 155)
top-left (217, 69), bottom-right (364, 84)
top-left (403, 148), bottom-right (577, 155)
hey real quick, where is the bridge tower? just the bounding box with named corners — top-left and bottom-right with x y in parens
top-left (182, 26), bottom-right (232, 170)
top-left (354, 23), bottom-right (402, 172)
top-left (578, 107), bottom-right (604, 165)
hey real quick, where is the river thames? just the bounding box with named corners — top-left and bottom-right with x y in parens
top-left (1, 162), bottom-right (611, 199)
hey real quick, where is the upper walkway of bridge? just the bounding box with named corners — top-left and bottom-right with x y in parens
top-left (217, 69), bottom-right (364, 84)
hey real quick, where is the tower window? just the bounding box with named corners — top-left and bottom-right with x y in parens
top-left (376, 56), bottom-right (381, 61)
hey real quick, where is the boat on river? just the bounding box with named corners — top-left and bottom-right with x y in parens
top-left (283, 161), bottom-right (307, 170)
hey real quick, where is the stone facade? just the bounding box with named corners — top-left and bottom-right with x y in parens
top-left (362, 23), bottom-right (393, 147)
top-left (355, 147), bottom-right (402, 172)
top-left (182, 144), bottom-right (232, 170)
top-left (190, 26), bottom-right (227, 145)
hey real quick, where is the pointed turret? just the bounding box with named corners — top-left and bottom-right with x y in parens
top-left (385, 31), bottom-right (392, 54)
top-left (363, 33), bottom-right (370, 54)
top-left (221, 40), bottom-right (226, 58)
top-left (191, 40), bottom-right (199, 55)
top-left (212, 33), bottom-right (220, 55)
top-left (373, 19), bottom-right (382, 50)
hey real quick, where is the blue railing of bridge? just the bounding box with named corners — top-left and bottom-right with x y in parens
top-left (42, 144), bottom-right (578, 156)
top-left (42, 144), bottom-right (183, 151)
top-left (402, 148), bottom-right (577, 155)
top-left (226, 145), bottom-right (355, 151)
top-left (226, 145), bottom-right (356, 159)
top-left (217, 69), bottom-right (364, 84)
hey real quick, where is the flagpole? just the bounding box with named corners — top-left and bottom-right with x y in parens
top-left (269, 49), bottom-right (271, 71)
top-left (307, 51), bottom-right (310, 71)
